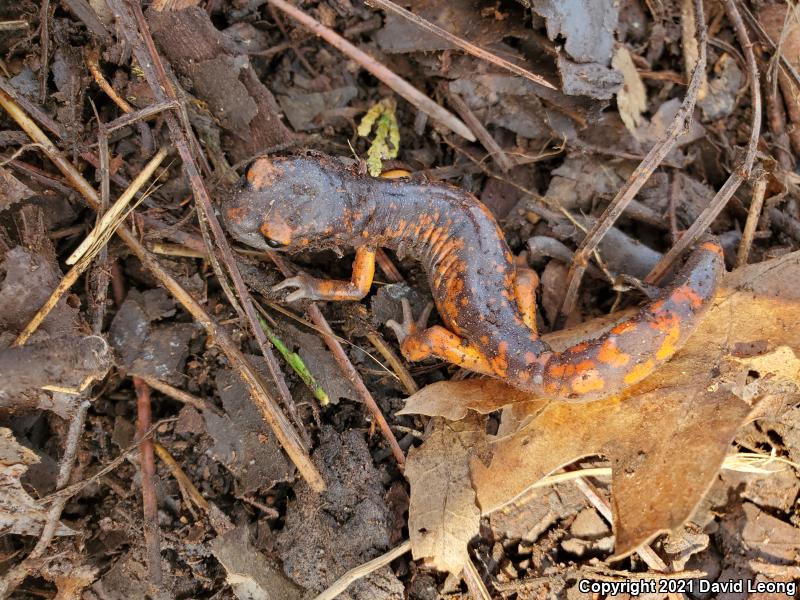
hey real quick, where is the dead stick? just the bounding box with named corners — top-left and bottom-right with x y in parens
top-left (0, 75), bottom-right (67, 140)
top-left (557, 0), bottom-right (707, 322)
top-left (645, 0), bottom-right (762, 284)
top-left (310, 304), bottom-right (405, 465)
top-left (736, 170), bottom-right (767, 266)
top-left (139, 375), bottom-right (223, 415)
top-left (134, 377), bottom-right (163, 587)
top-left (367, 0), bottom-right (555, 91)
top-left (269, 253), bottom-right (405, 465)
top-left (116, 0), bottom-right (311, 447)
top-left (265, 0), bottom-right (475, 142)
top-left (311, 540), bottom-right (411, 600)
top-left (0, 83), bottom-right (325, 492)
top-left (13, 148), bottom-right (168, 346)
top-left (447, 89), bottom-right (515, 173)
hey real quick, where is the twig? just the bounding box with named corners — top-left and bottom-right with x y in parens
top-left (137, 375), bottom-right (223, 415)
top-left (269, 253), bottom-right (406, 466)
top-left (310, 302), bottom-right (405, 465)
top-left (12, 148), bottom-right (168, 346)
top-left (366, 331), bottom-right (418, 395)
top-left (463, 557), bottom-right (493, 600)
top-left (736, 169), bottom-right (767, 266)
top-left (367, 0), bottom-right (556, 91)
top-left (311, 540), bottom-right (411, 600)
top-left (153, 441), bottom-right (210, 513)
top-left (645, 0), bottom-right (762, 285)
top-left (134, 377), bottom-right (163, 587)
top-left (44, 418), bottom-right (177, 503)
top-left (556, 0), bottom-right (707, 322)
top-left (105, 100), bottom-right (180, 133)
top-left (446, 89), bottom-right (514, 173)
top-left (39, 0), bottom-right (50, 104)
top-left (0, 76), bottom-right (67, 141)
top-left (375, 248), bottom-right (404, 283)
top-left (85, 45), bottom-right (133, 113)
top-left (0, 400), bottom-right (90, 598)
top-left (88, 108), bottom-right (111, 335)
top-left (107, 0), bottom-right (323, 484)
top-left (0, 73), bottom-right (325, 492)
top-left (265, 0), bottom-right (476, 142)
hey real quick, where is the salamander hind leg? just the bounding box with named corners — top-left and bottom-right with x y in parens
top-left (399, 325), bottom-right (498, 377)
top-left (514, 267), bottom-right (540, 334)
top-left (387, 299), bottom-right (497, 376)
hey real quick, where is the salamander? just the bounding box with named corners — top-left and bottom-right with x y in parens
top-left (222, 154), bottom-right (724, 402)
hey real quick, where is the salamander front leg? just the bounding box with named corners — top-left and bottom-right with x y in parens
top-left (274, 246), bottom-right (376, 302)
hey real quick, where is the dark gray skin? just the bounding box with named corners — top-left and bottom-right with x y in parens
top-left (222, 154), bottom-right (724, 401)
top-left (222, 154), bottom-right (549, 376)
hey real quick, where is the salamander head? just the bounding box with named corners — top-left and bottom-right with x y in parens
top-left (223, 156), bottom-right (355, 251)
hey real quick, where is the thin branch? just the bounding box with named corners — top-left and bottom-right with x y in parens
top-left (446, 89), bottom-right (515, 173)
top-left (269, 253), bottom-right (406, 466)
top-left (645, 0), bottom-right (762, 284)
top-left (134, 377), bottom-right (163, 587)
top-left (0, 77), bottom-right (325, 492)
top-left (736, 169), bottom-right (767, 266)
top-left (311, 540), bottom-right (411, 600)
top-left (265, 0), bottom-right (476, 142)
top-left (12, 148), bottom-right (168, 345)
top-left (556, 0), bottom-right (707, 322)
top-left (367, 0), bottom-right (556, 90)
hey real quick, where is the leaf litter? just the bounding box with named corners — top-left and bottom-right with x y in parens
top-left (0, 0), bottom-right (798, 597)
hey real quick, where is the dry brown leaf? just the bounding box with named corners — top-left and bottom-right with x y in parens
top-left (612, 46), bottom-right (647, 135)
top-left (405, 415), bottom-right (485, 575)
top-left (402, 251), bottom-right (800, 564)
top-left (0, 428), bottom-right (75, 537)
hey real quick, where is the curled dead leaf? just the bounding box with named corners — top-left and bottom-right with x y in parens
top-left (402, 251), bottom-right (800, 565)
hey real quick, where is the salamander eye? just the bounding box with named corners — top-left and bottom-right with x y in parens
top-left (264, 237), bottom-right (287, 249)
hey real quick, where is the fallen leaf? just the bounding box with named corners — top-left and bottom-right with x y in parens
top-left (612, 46), bottom-right (647, 135)
top-left (210, 526), bottom-right (302, 600)
top-left (406, 415), bottom-right (484, 575)
top-left (0, 428), bottom-right (75, 537)
top-left (402, 250), bottom-right (800, 564)
top-left (205, 368), bottom-right (294, 494)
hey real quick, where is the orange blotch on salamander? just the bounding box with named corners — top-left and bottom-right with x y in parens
top-left (569, 342), bottom-right (590, 355)
top-left (610, 320), bottom-right (638, 336)
top-left (490, 349), bottom-right (509, 377)
top-left (623, 359), bottom-right (656, 385)
top-left (597, 339), bottom-right (631, 367)
top-left (648, 310), bottom-right (680, 333)
top-left (260, 216), bottom-right (293, 246)
top-left (570, 368), bottom-right (605, 395)
top-left (701, 241), bottom-right (724, 257)
top-left (225, 206), bottom-right (248, 224)
top-left (247, 158), bottom-right (283, 189)
top-left (655, 321), bottom-right (681, 361)
top-left (669, 285), bottom-right (704, 309)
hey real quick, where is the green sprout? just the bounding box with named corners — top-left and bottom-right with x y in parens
top-left (257, 315), bottom-right (330, 406)
top-left (357, 98), bottom-right (400, 177)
